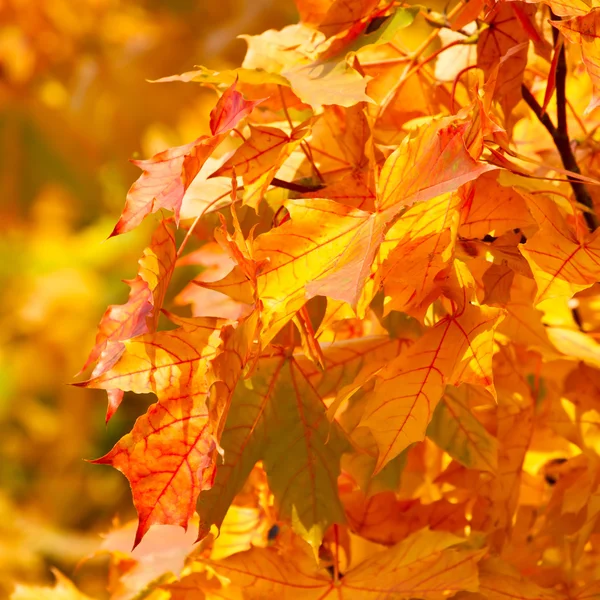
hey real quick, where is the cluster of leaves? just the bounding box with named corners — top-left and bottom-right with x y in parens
top-left (44, 0), bottom-right (600, 596)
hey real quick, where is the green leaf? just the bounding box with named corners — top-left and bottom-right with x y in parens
top-left (197, 349), bottom-right (351, 550)
top-left (348, 7), bottom-right (420, 54)
top-left (427, 385), bottom-right (498, 473)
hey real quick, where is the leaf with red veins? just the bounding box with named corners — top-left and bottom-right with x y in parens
top-left (197, 337), bottom-right (401, 547)
top-left (376, 116), bottom-right (495, 214)
top-left (110, 136), bottom-right (223, 237)
top-left (81, 219), bottom-right (177, 421)
top-left (458, 173), bottom-right (534, 239)
top-left (208, 527), bottom-right (483, 599)
top-left (477, 2), bottom-right (533, 121)
top-left (175, 243), bottom-right (253, 321)
top-left (306, 170), bottom-right (377, 210)
top-left (202, 198), bottom-right (387, 348)
top-left (308, 103), bottom-right (373, 179)
top-left (211, 122), bottom-right (310, 209)
top-left (520, 194), bottom-right (600, 305)
top-left (255, 199), bottom-right (387, 346)
top-left (83, 219), bottom-right (177, 375)
top-left (78, 317), bottom-right (227, 399)
top-left (90, 315), bottom-right (257, 548)
top-left (111, 82), bottom-right (260, 236)
top-left (209, 80), bottom-right (264, 135)
top-left (84, 278), bottom-right (152, 375)
top-left (92, 387), bottom-right (217, 549)
top-left (360, 192), bottom-right (461, 319)
top-left (339, 529), bottom-right (483, 599)
top-left (197, 343), bottom-right (361, 549)
top-left (554, 9), bottom-right (600, 113)
top-left (359, 300), bottom-right (504, 473)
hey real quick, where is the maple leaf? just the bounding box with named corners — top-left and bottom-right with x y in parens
top-left (520, 193), bottom-right (600, 305)
top-left (81, 313), bottom-right (262, 546)
top-left (73, 0), bottom-right (600, 594)
top-left (82, 318), bottom-right (227, 546)
top-left (175, 242), bottom-right (252, 320)
top-left (79, 317), bottom-right (226, 397)
top-left (204, 198), bottom-right (386, 346)
top-left (427, 385), bottom-right (498, 474)
top-left (360, 192), bottom-right (462, 318)
top-left (307, 104), bottom-right (372, 178)
top-left (376, 116), bottom-right (496, 214)
top-left (210, 121), bottom-right (310, 209)
top-left (83, 219), bottom-right (176, 371)
top-left (458, 173), bottom-right (534, 238)
top-left (478, 557), bottom-right (563, 600)
top-left (197, 347), bottom-right (351, 549)
top-left (477, 3), bottom-right (534, 122)
top-left (202, 528), bottom-right (484, 599)
top-left (359, 278), bottom-right (504, 472)
top-left (81, 218), bottom-right (177, 420)
top-left (110, 82), bottom-right (261, 236)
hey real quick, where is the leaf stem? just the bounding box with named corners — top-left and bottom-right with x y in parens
top-left (270, 177), bottom-right (325, 194)
top-left (278, 85), bottom-right (325, 183)
top-left (176, 188), bottom-right (235, 258)
top-left (333, 524), bottom-right (340, 584)
top-left (377, 0), bottom-right (466, 117)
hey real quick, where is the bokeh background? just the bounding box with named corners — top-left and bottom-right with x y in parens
top-left (0, 1), bottom-right (296, 597)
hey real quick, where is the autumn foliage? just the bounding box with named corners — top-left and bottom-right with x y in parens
top-left (48, 0), bottom-right (600, 596)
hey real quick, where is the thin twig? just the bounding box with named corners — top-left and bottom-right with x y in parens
top-left (278, 85), bottom-right (325, 183)
top-left (270, 177), bottom-right (325, 194)
top-left (377, 0), bottom-right (466, 117)
top-left (521, 83), bottom-right (598, 231)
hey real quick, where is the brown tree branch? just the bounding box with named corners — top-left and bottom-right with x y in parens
top-left (521, 50), bottom-right (598, 232)
top-left (270, 177), bottom-right (325, 194)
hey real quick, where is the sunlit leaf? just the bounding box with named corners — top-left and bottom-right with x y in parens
top-left (207, 528), bottom-right (483, 599)
top-left (81, 218), bottom-right (177, 420)
top-left (110, 82), bottom-right (260, 235)
top-left (360, 291), bottom-right (503, 472)
top-left (283, 59), bottom-right (373, 109)
top-left (477, 4), bottom-right (533, 121)
top-left (211, 122), bottom-right (310, 209)
top-left (520, 194), bottom-right (600, 305)
top-left (377, 116), bottom-right (495, 214)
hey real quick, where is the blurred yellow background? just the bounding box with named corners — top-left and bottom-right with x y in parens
top-left (0, 1), bottom-right (296, 597)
